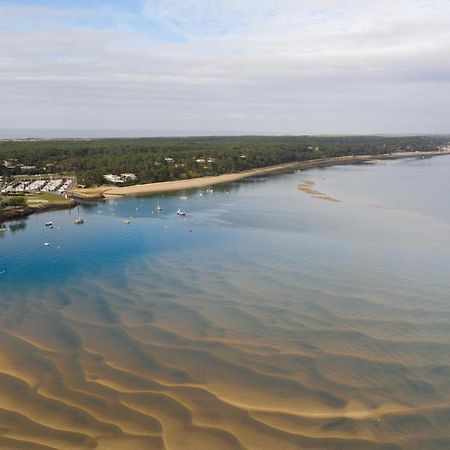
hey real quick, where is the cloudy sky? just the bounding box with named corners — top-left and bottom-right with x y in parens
top-left (1, 0), bottom-right (450, 136)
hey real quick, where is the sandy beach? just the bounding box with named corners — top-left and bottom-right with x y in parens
top-left (69, 150), bottom-right (450, 199)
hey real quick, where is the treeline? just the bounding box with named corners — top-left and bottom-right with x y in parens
top-left (0, 135), bottom-right (448, 186)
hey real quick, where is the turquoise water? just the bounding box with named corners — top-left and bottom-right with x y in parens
top-left (0, 155), bottom-right (449, 449)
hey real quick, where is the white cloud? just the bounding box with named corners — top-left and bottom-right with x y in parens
top-left (141, 0), bottom-right (285, 35)
top-left (0, 1), bottom-right (449, 134)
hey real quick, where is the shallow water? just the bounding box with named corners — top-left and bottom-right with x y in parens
top-left (1, 155), bottom-right (450, 449)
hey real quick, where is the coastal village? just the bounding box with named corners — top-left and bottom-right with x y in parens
top-left (0, 159), bottom-right (78, 223)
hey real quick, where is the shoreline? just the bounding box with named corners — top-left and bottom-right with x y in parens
top-left (0, 199), bottom-right (78, 223)
top-left (69, 150), bottom-right (450, 199)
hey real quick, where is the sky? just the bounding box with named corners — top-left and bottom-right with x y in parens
top-left (1, 0), bottom-right (450, 136)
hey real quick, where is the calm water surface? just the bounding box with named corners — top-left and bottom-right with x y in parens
top-left (0, 156), bottom-right (449, 450)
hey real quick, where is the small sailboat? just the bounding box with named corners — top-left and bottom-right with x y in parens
top-left (74, 205), bottom-right (84, 224)
top-left (177, 209), bottom-right (186, 216)
top-left (156, 204), bottom-right (163, 211)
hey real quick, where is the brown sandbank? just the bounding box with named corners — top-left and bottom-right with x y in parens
top-left (298, 180), bottom-right (341, 202)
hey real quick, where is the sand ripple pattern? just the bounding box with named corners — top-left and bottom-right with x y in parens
top-left (1, 248), bottom-right (450, 450)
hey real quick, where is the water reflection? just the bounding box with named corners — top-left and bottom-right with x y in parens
top-left (8, 220), bottom-right (27, 233)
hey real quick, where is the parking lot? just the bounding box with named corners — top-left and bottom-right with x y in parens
top-left (1, 177), bottom-right (74, 195)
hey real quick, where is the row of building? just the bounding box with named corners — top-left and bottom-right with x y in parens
top-left (103, 173), bottom-right (138, 184)
top-left (1, 178), bottom-right (73, 195)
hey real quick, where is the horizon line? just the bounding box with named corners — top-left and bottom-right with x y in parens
top-left (1, 129), bottom-right (449, 140)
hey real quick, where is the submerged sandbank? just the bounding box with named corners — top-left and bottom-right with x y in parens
top-left (298, 180), bottom-right (341, 202)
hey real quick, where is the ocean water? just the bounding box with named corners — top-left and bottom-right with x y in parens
top-left (0, 155), bottom-right (449, 449)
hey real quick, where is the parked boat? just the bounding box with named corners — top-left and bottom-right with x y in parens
top-left (0, 224), bottom-right (7, 232)
top-left (74, 206), bottom-right (84, 224)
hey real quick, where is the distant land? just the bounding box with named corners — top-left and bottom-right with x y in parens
top-left (1, 129), bottom-right (449, 139)
top-left (1, 135), bottom-right (449, 189)
top-left (0, 129), bottom-right (274, 139)
top-left (77, 150), bottom-right (450, 199)
top-left (2, 134), bottom-right (449, 222)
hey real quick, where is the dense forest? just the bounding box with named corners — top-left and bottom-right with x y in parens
top-left (1, 135), bottom-right (448, 186)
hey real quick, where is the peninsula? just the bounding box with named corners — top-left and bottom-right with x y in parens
top-left (71, 149), bottom-right (450, 198)
top-left (2, 135), bottom-right (450, 202)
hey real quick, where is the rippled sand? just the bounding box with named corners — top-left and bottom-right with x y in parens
top-left (1, 246), bottom-right (449, 450)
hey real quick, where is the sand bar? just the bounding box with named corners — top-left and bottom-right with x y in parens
top-left (298, 180), bottom-right (341, 202)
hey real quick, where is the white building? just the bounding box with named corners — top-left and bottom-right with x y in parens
top-left (121, 173), bottom-right (138, 181)
top-left (103, 174), bottom-right (125, 183)
top-left (3, 160), bottom-right (18, 169)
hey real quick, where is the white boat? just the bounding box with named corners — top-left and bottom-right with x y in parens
top-left (44, 242), bottom-right (50, 246)
top-left (74, 206), bottom-right (84, 224)
top-left (0, 225), bottom-right (7, 232)
top-left (123, 219), bottom-right (131, 224)
top-left (156, 205), bottom-right (163, 211)
top-left (177, 209), bottom-right (186, 216)
top-left (45, 221), bottom-right (53, 227)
